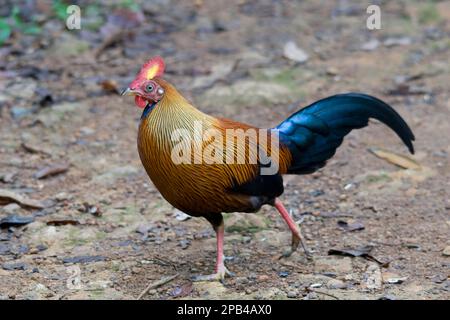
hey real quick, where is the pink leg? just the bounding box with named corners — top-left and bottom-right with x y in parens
top-left (274, 198), bottom-right (311, 258)
top-left (215, 222), bottom-right (225, 273)
top-left (192, 220), bottom-right (233, 281)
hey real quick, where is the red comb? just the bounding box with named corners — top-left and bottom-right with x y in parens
top-left (130, 56), bottom-right (165, 88)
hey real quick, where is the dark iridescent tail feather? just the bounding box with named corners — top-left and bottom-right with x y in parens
top-left (275, 93), bottom-right (415, 174)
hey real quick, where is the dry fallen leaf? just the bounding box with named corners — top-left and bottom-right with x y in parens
top-left (0, 215), bottom-right (35, 228)
top-left (368, 147), bottom-right (421, 170)
top-left (337, 220), bottom-right (365, 232)
top-left (46, 219), bottom-right (80, 226)
top-left (33, 163), bottom-right (70, 179)
top-left (0, 189), bottom-right (49, 209)
top-left (100, 79), bottom-right (120, 94)
top-left (328, 245), bottom-right (389, 267)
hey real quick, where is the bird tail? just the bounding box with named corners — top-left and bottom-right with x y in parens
top-left (275, 93), bottom-right (415, 174)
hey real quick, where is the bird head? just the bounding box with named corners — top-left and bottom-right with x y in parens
top-left (122, 56), bottom-right (166, 108)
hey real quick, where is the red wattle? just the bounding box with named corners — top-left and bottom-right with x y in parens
top-left (134, 96), bottom-right (148, 109)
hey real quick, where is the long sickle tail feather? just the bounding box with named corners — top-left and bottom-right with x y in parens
top-left (275, 93), bottom-right (415, 174)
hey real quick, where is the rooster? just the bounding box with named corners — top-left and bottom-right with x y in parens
top-left (122, 56), bottom-right (414, 281)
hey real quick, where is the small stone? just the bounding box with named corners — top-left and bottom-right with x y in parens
top-left (173, 209), bottom-right (191, 221)
top-left (54, 192), bottom-right (69, 201)
top-left (1, 203), bottom-right (21, 215)
top-left (287, 291), bottom-right (297, 298)
top-left (326, 67), bottom-right (339, 76)
top-left (283, 41), bottom-right (309, 63)
top-left (379, 294), bottom-right (397, 300)
top-left (382, 271), bottom-right (407, 284)
top-left (361, 39), bottom-right (380, 51)
top-left (430, 274), bottom-right (446, 284)
top-left (442, 246), bottom-right (450, 256)
top-left (364, 264), bottom-right (382, 290)
top-left (258, 275), bottom-right (270, 282)
top-left (327, 279), bottom-right (346, 289)
top-left (242, 236), bottom-right (252, 244)
top-left (179, 239), bottom-right (191, 250)
top-left (384, 37), bottom-right (411, 47)
top-left (344, 274), bottom-right (354, 281)
top-left (131, 267), bottom-right (140, 274)
top-left (225, 213), bottom-right (268, 233)
top-left (310, 283), bottom-right (322, 288)
top-left (80, 127), bottom-right (95, 136)
top-left (344, 183), bottom-right (354, 190)
top-left (2, 262), bottom-right (28, 271)
top-left (315, 257), bottom-right (353, 275)
top-left (235, 277), bottom-right (249, 285)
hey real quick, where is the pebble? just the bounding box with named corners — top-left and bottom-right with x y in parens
top-left (131, 267), bottom-right (140, 274)
top-left (327, 279), bottom-right (346, 289)
top-left (283, 41), bottom-right (309, 63)
top-left (361, 39), bottom-right (380, 51)
top-left (1, 203), bottom-right (21, 214)
top-left (54, 192), bottom-right (69, 201)
top-left (442, 246), bottom-right (450, 256)
top-left (287, 291), bottom-right (298, 298)
top-left (258, 275), bottom-right (270, 281)
top-left (326, 67), bottom-right (339, 76)
top-left (235, 277), bottom-right (249, 285)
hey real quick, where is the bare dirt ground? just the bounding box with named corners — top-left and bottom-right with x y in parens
top-left (0, 1), bottom-right (449, 300)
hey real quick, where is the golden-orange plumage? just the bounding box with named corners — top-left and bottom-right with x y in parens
top-left (137, 78), bottom-right (291, 218)
top-left (127, 56), bottom-right (414, 279)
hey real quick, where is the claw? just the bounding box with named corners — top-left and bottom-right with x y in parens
top-left (191, 265), bottom-right (234, 283)
top-left (279, 231), bottom-right (313, 260)
top-left (274, 199), bottom-right (313, 260)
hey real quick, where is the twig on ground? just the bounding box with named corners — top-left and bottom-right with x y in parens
top-left (305, 287), bottom-right (340, 300)
top-left (136, 273), bottom-right (179, 300)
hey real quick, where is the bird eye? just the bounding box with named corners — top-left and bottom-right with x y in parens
top-left (145, 84), bottom-right (153, 92)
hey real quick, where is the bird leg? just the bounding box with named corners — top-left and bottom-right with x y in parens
top-left (192, 219), bottom-right (234, 282)
top-left (274, 198), bottom-right (312, 259)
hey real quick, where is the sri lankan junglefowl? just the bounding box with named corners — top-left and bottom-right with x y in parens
top-left (122, 56), bottom-right (415, 281)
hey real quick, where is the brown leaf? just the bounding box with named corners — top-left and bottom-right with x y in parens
top-left (368, 147), bottom-right (421, 170)
top-left (328, 245), bottom-right (389, 267)
top-left (170, 282), bottom-right (193, 298)
top-left (328, 245), bottom-right (373, 257)
top-left (46, 219), bottom-right (80, 226)
top-left (33, 163), bottom-right (69, 179)
top-left (99, 80), bottom-right (120, 94)
top-left (0, 215), bottom-right (35, 228)
top-left (0, 189), bottom-right (49, 209)
top-left (337, 220), bottom-right (365, 232)
top-left (20, 142), bottom-right (52, 156)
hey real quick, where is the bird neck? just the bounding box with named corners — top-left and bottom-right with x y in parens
top-left (139, 79), bottom-right (216, 143)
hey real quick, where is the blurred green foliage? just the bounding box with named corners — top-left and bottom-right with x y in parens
top-left (0, 5), bottom-right (42, 45)
top-left (419, 3), bottom-right (441, 24)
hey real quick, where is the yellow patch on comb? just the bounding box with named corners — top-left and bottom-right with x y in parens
top-left (146, 64), bottom-right (159, 80)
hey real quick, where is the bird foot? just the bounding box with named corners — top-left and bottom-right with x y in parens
top-left (279, 232), bottom-right (313, 260)
top-left (191, 265), bottom-right (235, 282)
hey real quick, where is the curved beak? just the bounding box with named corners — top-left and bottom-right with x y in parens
top-left (121, 88), bottom-right (136, 96)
